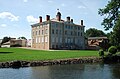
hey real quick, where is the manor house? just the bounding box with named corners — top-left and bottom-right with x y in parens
top-left (31, 11), bottom-right (85, 50)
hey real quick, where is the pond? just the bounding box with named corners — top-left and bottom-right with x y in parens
top-left (0, 63), bottom-right (120, 79)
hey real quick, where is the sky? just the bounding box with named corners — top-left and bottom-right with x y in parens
top-left (0, 0), bottom-right (110, 39)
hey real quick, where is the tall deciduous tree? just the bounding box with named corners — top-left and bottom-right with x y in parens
top-left (1, 37), bottom-right (11, 45)
top-left (98, 0), bottom-right (120, 30)
top-left (112, 18), bottom-right (120, 46)
top-left (98, 0), bottom-right (120, 46)
top-left (85, 28), bottom-right (106, 37)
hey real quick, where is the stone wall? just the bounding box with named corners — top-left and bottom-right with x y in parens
top-left (0, 57), bottom-right (102, 68)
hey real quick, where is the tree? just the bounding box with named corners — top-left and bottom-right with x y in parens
top-left (112, 19), bottom-right (120, 46)
top-left (108, 23), bottom-right (120, 46)
top-left (85, 28), bottom-right (106, 37)
top-left (98, 0), bottom-right (120, 30)
top-left (98, 0), bottom-right (120, 46)
top-left (99, 49), bottom-right (104, 58)
top-left (18, 37), bottom-right (27, 40)
top-left (108, 46), bottom-right (117, 55)
top-left (1, 37), bottom-right (11, 45)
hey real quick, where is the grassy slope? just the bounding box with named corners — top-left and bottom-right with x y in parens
top-left (0, 48), bottom-right (99, 62)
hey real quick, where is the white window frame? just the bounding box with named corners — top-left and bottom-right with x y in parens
top-left (45, 37), bottom-right (48, 42)
top-left (42, 37), bottom-right (44, 42)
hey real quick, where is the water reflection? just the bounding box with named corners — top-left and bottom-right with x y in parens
top-left (83, 63), bottom-right (112, 79)
top-left (30, 66), bottom-right (51, 79)
top-left (0, 67), bottom-right (31, 79)
top-left (48, 64), bottom-right (85, 79)
top-left (109, 64), bottom-right (120, 79)
top-left (0, 63), bottom-right (120, 79)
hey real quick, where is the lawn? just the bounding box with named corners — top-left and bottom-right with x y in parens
top-left (0, 48), bottom-right (99, 62)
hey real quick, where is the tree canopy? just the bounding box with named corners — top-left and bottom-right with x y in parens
top-left (1, 37), bottom-right (11, 45)
top-left (98, 0), bottom-right (120, 30)
top-left (18, 37), bottom-right (27, 40)
top-left (85, 28), bottom-right (106, 37)
top-left (111, 19), bottom-right (120, 46)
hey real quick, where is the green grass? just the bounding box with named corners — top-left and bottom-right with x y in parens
top-left (0, 48), bottom-right (99, 62)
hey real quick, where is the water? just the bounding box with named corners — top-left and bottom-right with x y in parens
top-left (0, 63), bottom-right (120, 79)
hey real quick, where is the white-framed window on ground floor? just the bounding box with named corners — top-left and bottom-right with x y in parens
top-left (60, 38), bottom-right (62, 43)
top-left (37, 37), bottom-right (39, 43)
top-left (56, 37), bottom-right (58, 43)
top-left (42, 37), bottom-right (44, 43)
top-left (75, 38), bottom-right (77, 44)
top-left (52, 37), bottom-right (54, 42)
top-left (45, 37), bottom-right (48, 42)
top-left (39, 37), bottom-right (41, 43)
top-left (68, 38), bottom-right (71, 43)
top-left (71, 38), bottom-right (73, 43)
top-left (36, 37), bottom-right (38, 43)
top-left (65, 38), bottom-right (67, 43)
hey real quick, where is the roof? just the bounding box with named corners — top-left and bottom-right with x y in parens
top-left (88, 37), bottom-right (108, 40)
top-left (50, 18), bottom-right (64, 22)
top-left (31, 18), bottom-right (84, 27)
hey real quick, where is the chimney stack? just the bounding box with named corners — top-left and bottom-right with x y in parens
top-left (81, 20), bottom-right (83, 25)
top-left (66, 16), bottom-right (70, 21)
top-left (46, 15), bottom-right (50, 21)
top-left (56, 11), bottom-right (61, 21)
top-left (39, 16), bottom-right (42, 23)
top-left (71, 19), bottom-right (73, 23)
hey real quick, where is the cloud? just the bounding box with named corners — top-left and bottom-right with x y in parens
top-left (0, 12), bottom-right (19, 21)
top-left (48, 0), bottom-right (53, 3)
top-left (23, 0), bottom-right (28, 2)
top-left (61, 3), bottom-right (66, 7)
top-left (0, 24), bottom-right (7, 28)
top-left (78, 5), bottom-right (86, 9)
top-left (26, 15), bottom-right (38, 24)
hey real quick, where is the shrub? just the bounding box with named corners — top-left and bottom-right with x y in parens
top-left (99, 49), bottom-right (104, 57)
top-left (108, 46), bottom-right (117, 55)
top-left (116, 46), bottom-right (120, 51)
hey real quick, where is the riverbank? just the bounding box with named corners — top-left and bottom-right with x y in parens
top-left (0, 57), bottom-right (102, 68)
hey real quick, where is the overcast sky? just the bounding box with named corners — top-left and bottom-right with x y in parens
top-left (0, 0), bottom-right (110, 39)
